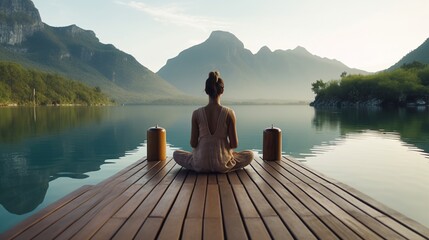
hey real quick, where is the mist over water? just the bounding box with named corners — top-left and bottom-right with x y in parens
top-left (0, 105), bottom-right (428, 232)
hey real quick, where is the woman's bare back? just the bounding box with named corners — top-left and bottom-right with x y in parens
top-left (204, 105), bottom-right (222, 135)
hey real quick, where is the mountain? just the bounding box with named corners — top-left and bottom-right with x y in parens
top-left (158, 31), bottom-right (367, 101)
top-left (0, 0), bottom-right (43, 45)
top-left (389, 38), bottom-right (429, 70)
top-left (0, 0), bottom-right (184, 104)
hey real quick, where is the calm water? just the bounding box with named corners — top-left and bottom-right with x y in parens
top-left (0, 105), bottom-right (428, 233)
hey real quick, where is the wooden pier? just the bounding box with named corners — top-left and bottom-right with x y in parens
top-left (1, 155), bottom-right (429, 239)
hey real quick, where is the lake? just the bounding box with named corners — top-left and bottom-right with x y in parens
top-left (0, 105), bottom-right (428, 233)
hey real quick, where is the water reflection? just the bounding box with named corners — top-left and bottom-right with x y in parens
top-left (312, 108), bottom-right (429, 155)
top-left (0, 106), bottom-right (188, 216)
top-left (306, 108), bottom-right (429, 228)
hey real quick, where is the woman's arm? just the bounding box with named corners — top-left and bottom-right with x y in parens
top-left (227, 109), bottom-right (238, 149)
top-left (190, 110), bottom-right (199, 148)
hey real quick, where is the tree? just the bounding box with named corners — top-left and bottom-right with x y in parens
top-left (401, 61), bottom-right (426, 70)
top-left (311, 80), bottom-right (326, 94)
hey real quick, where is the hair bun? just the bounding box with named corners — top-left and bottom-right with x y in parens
top-left (205, 71), bottom-right (224, 98)
top-left (209, 71), bottom-right (219, 80)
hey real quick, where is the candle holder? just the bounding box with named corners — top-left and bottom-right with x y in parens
top-left (147, 124), bottom-right (166, 161)
top-left (263, 125), bottom-right (282, 161)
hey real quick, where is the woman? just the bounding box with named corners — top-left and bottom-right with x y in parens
top-left (173, 71), bottom-right (254, 173)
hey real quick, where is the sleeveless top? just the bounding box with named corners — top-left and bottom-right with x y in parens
top-left (190, 106), bottom-right (236, 172)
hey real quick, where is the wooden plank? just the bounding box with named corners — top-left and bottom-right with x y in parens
top-left (13, 185), bottom-right (106, 240)
top-left (236, 169), bottom-right (294, 239)
top-left (112, 160), bottom-right (175, 219)
top-left (99, 161), bottom-right (149, 189)
top-left (250, 161), bottom-right (342, 240)
top-left (277, 159), bottom-right (381, 215)
top-left (182, 219), bottom-right (203, 240)
top-left (204, 184), bottom-right (221, 219)
top-left (244, 218), bottom-right (272, 240)
top-left (43, 159), bottom-right (174, 240)
top-left (216, 173), bottom-right (229, 185)
top-left (134, 160), bottom-right (171, 185)
top-left (0, 185), bottom-right (92, 240)
top-left (227, 171), bottom-right (242, 185)
top-left (111, 164), bottom-right (182, 239)
top-left (208, 174), bottom-right (218, 184)
top-left (281, 156), bottom-right (429, 239)
top-left (157, 171), bottom-right (196, 240)
top-left (230, 184), bottom-right (259, 218)
top-left (204, 184), bottom-right (223, 240)
top-left (186, 174), bottom-right (208, 218)
top-left (96, 158), bottom-right (147, 187)
top-left (271, 159), bottom-right (408, 240)
top-left (253, 158), bottom-right (364, 240)
top-left (231, 184), bottom-right (271, 239)
top-left (135, 168), bottom-right (189, 239)
top-left (203, 219), bottom-right (224, 240)
top-left (33, 158), bottom-right (166, 239)
top-left (149, 168), bottom-right (188, 218)
top-left (91, 217), bottom-right (124, 240)
top-left (266, 159), bottom-right (385, 239)
top-left (15, 159), bottom-right (152, 239)
top-left (244, 165), bottom-right (318, 240)
top-left (262, 216), bottom-right (294, 240)
top-left (236, 169), bottom-right (278, 217)
top-left (134, 217), bottom-right (163, 240)
top-left (217, 177), bottom-right (248, 239)
top-left (182, 174), bottom-right (207, 239)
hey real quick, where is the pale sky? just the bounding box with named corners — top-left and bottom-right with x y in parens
top-left (31, 0), bottom-right (429, 73)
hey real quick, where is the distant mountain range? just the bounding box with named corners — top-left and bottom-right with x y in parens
top-left (389, 38), bottom-right (429, 70)
top-left (1, 0), bottom-right (428, 103)
top-left (0, 0), bottom-right (184, 104)
top-left (158, 31), bottom-right (368, 101)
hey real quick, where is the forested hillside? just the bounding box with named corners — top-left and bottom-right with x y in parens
top-left (0, 62), bottom-right (112, 105)
top-left (311, 62), bottom-right (429, 107)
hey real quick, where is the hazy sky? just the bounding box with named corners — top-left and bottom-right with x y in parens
top-left (32, 0), bottom-right (429, 73)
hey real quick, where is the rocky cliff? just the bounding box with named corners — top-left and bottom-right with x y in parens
top-left (0, 0), bottom-right (44, 45)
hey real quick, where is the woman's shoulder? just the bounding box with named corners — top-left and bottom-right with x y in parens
top-left (221, 106), bottom-right (236, 122)
top-left (192, 107), bottom-right (202, 116)
top-left (222, 105), bottom-right (235, 114)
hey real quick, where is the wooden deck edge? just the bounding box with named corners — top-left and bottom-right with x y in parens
top-left (282, 155), bottom-right (429, 238)
top-left (96, 157), bottom-right (147, 187)
top-left (0, 185), bottom-right (93, 240)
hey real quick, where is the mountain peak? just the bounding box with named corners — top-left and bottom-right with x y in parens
top-left (0, 0), bottom-right (39, 16)
top-left (0, 0), bottom-right (43, 45)
top-left (206, 30), bottom-right (244, 49)
top-left (257, 46), bottom-right (272, 55)
top-left (291, 46), bottom-right (312, 55)
top-left (58, 24), bottom-right (97, 40)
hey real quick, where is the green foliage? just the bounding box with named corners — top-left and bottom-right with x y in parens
top-left (401, 61), bottom-right (426, 70)
top-left (312, 62), bottom-right (429, 106)
top-left (311, 79), bottom-right (326, 94)
top-left (0, 62), bottom-right (112, 105)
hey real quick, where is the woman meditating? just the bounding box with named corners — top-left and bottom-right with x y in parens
top-left (173, 71), bottom-right (254, 173)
